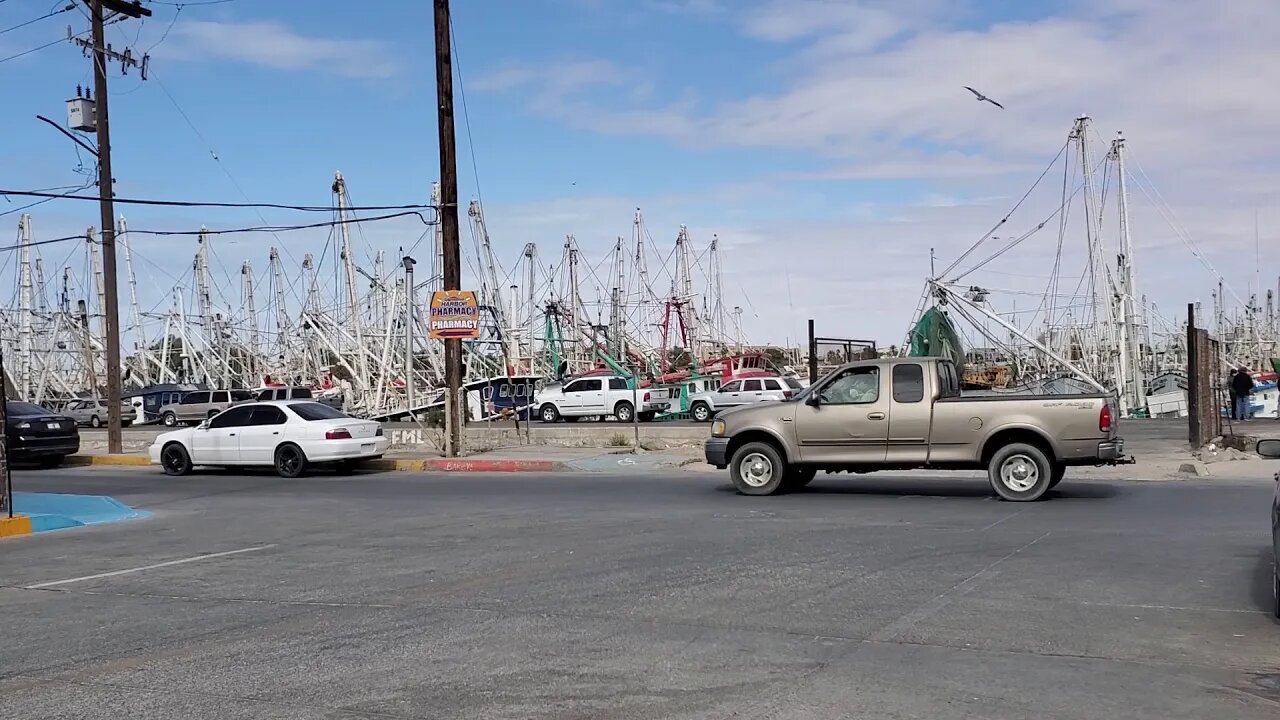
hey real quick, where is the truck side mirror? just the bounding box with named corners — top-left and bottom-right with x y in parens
top-left (805, 394), bottom-right (821, 407)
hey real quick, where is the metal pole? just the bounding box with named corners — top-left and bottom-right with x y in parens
top-left (631, 364), bottom-right (640, 453)
top-left (1, 348), bottom-right (11, 518)
top-left (1186, 303), bottom-right (1199, 447)
top-left (403, 257), bottom-right (416, 414)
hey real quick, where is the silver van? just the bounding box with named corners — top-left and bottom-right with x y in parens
top-left (158, 389), bottom-right (254, 426)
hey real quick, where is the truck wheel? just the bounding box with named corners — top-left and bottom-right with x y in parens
top-left (785, 466), bottom-right (817, 489)
top-left (691, 402), bottom-right (712, 423)
top-left (163, 411), bottom-right (178, 427)
top-left (540, 404), bottom-right (561, 423)
top-left (988, 443), bottom-right (1053, 501)
top-left (730, 441), bottom-right (788, 496)
top-left (1048, 462), bottom-right (1066, 490)
top-left (614, 401), bottom-right (635, 423)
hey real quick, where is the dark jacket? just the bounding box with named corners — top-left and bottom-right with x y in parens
top-left (1231, 371), bottom-right (1254, 396)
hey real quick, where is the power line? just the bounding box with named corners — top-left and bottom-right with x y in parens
top-left (0, 188), bottom-right (438, 213)
top-left (123, 210), bottom-right (431, 237)
top-left (0, 3), bottom-right (75, 36)
top-left (0, 233), bottom-right (92, 252)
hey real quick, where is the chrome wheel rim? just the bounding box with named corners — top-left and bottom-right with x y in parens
top-left (1000, 454), bottom-right (1039, 492)
top-left (164, 414), bottom-right (175, 426)
top-left (617, 406), bottom-right (632, 422)
top-left (739, 452), bottom-right (774, 488)
top-left (541, 407), bottom-right (556, 422)
top-left (693, 406), bottom-right (708, 421)
top-left (162, 446), bottom-right (185, 473)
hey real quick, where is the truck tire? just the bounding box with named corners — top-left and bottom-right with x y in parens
top-left (540, 404), bottom-right (561, 423)
top-left (614, 401), bottom-right (635, 423)
top-left (1047, 462), bottom-right (1066, 490)
top-left (729, 441), bottom-right (788, 496)
top-left (163, 411), bottom-right (178, 427)
top-left (988, 443), bottom-right (1053, 501)
top-left (785, 466), bottom-right (817, 489)
top-left (690, 402), bottom-right (712, 423)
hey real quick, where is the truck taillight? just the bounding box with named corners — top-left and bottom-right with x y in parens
top-left (643, 392), bottom-right (651, 402)
top-left (326, 428), bottom-right (352, 440)
top-left (783, 391), bottom-right (793, 399)
top-left (1099, 404), bottom-right (1112, 432)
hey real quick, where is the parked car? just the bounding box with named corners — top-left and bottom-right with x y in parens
top-left (705, 357), bottom-right (1126, 501)
top-left (534, 375), bottom-right (671, 423)
top-left (63, 398), bottom-right (137, 428)
top-left (5, 401), bottom-right (80, 467)
top-left (688, 376), bottom-right (804, 422)
top-left (157, 389), bottom-right (255, 427)
top-left (149, 401), bottom-right (389, 478)
top-left (1258, 438), bottom-right (1280, 618)
top-left (233, 386), bottom-right (315, 406)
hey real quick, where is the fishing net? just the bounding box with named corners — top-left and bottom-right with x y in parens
top-left (908, 307), bottom-right (966, 375)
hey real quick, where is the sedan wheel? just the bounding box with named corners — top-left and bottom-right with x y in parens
top-left (161, 443), bottom-right (192, 476)
top-left (274, 444), bottom-right (309, 478)
top-left (90, 415), bottom-right (101, 428)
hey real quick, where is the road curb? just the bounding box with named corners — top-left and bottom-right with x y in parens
top-left (0, 515), bottom-right (34, 538)
top-left (64, 454), bottom-right (568, 473)
top-left (65, 455), bottom-right (153, 467)
top-left (366, 458), bottom-right (567, 473)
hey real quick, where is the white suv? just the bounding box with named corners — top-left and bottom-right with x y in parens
top-left (688, 376), bottom-right (802, 422)
top-left (535, 375), bottom-right (671, 423)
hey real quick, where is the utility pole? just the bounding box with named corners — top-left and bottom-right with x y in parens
top-left (85, 0), bottom-right (150, 453)
top-left (435, 0), bottom-right (464, 457)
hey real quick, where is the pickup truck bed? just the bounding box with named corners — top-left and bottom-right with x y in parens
top-left (705, 357), bottom-right (1126, 501)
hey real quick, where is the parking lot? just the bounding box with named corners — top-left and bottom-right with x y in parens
top-left (2, 465), bottom-right (1278, 719)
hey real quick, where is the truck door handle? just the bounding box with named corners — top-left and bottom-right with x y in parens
top-left (867, 412), bottom-right (886, 420)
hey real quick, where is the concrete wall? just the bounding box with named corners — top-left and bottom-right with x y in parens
top-left (79, 424), bottom-right (710, 453)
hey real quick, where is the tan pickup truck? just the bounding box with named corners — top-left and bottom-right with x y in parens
top-left (704, 357), bottom-right (1126, 501)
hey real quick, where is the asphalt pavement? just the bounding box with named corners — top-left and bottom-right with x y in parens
top-left (2, 465), bottom-right (1278, 718)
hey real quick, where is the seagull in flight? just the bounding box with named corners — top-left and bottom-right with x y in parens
top-left (964, 86), bottom-right (1004, 109)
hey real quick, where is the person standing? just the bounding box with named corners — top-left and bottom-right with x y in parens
top-left (1231, 367), bottom-right (1254, 421)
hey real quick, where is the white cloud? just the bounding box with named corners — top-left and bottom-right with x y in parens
top-left (168, 21), bottom-right (398, 79)
top-left (468, 0), bottom-right (1280, 344)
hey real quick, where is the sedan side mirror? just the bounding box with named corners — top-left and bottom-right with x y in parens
top-left (197, 420), bottom-right (210, 430)
top-left (1257, 438), bottom-right (1280, 458)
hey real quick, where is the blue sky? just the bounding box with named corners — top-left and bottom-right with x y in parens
top-left (2, 0), bottom-right (1276, 345)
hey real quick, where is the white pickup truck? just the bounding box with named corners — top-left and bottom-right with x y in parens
top-left (535, 375), bottom-right (672, 423)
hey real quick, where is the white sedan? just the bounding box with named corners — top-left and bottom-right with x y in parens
top-left (149, 400), bottom-right (390, 477)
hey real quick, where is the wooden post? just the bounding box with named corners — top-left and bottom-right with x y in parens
top-left (434, 0), bottom-right (464, 457)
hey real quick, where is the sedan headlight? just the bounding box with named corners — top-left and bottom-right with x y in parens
top-left (711, 419), bottom-right (726, 437)
top-left (16, 421), bottom-right (31, 430)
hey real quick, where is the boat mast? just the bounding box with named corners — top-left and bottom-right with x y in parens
top-left (567, 234), bottom-right (581, 369)
top-left (242, 260), bottom-right (258, 386)
top-left (118, 216), bottom-right (150, 387)
top-left (524, 243), bottom-right (537, 373)
top-left (334, 172), bottom-right (370, 391)
top-left (18, 215), bottom-right (33, 400)
top-left (1111, 133), bottom-right (1145, 413)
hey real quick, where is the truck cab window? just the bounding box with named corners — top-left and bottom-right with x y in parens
top-left (892, 364), bottom-right (925, 403)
